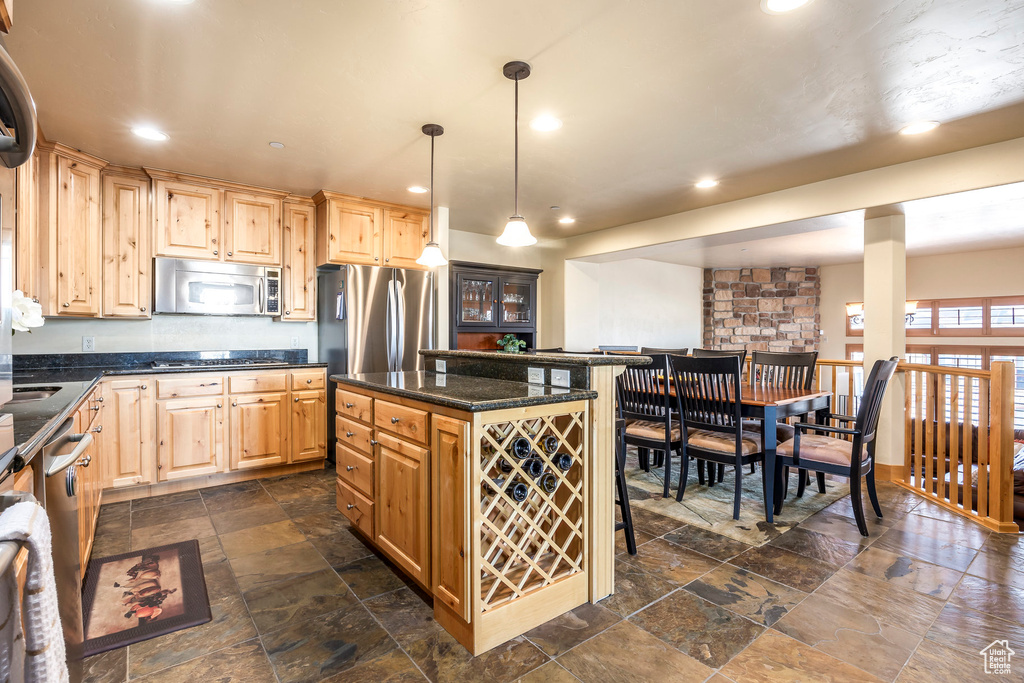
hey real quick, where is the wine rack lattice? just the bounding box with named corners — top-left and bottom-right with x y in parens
top-left (478, 411), bottom-right (585, 611)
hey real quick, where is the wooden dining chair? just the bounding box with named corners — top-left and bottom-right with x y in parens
top-left (640, 347), bottom-right (688, 356)
top-left (614, 418), bottom-right (638, 555)
top-left (692, 348), bottom-right (748, 365)
top-left (616, 354), bottom-right (680, 499)
top-left (775, 356), bottom-right (900, 536)
top-left (669, 354), bottom-right (768, 520)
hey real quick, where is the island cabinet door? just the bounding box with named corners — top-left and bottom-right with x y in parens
top-left (156, 397), bottom-right (226, 481)
top-left (227, 392), bottom-right (288, 470)
top-left (375, 432), bottom-right (430, 586)
top-left (431, 415), bottom-right (471, 622)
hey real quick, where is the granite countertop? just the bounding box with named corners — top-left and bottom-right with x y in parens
top-left (332, 371), bottom-right (597, 412)
top-left (421, 349), bottom-right (653, 367)
top-left (14, 362), bottom-right (327, 384)
top-left (6, 379), bottom-right (100, 460)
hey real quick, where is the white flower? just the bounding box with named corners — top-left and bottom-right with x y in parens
top-left (12, 290), bottom-right (44, 333)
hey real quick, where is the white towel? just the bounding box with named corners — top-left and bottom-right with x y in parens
top-left (0, 502), bottom-right (68, 683)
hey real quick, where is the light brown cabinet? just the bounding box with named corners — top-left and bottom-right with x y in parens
top-left (151, 175), bottom-right (222, 260)
top-left (76, 388), bottom-right (104, 571)
top-left (101, 168), bottom-right (151, 317)
top-left (291, 389), bottom-right (326, 462)
top-left (431, 414), bottom-right (471, 621)
top-left (156, 396), bottom-right (226, 482)
top-left (314, 191), bottom-right (429, 270)
top-left (102, 378), bottom-right (156, 488)
top-left (224, 190), bottom-right (281, 265)
top-left (282, 199), bottom-right (317, 321)
top-left (228, 392), bottom-right (288, 470)
top-left (376, 431), bottom-right (431, 586)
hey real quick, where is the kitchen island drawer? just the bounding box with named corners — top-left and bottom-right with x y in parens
top-left (336, 388), bottom-right (372, 424)
top-left (336, 444), bottom-right (374, 497)
top-left (337, 478), bottom-right (373, 538)
top-left (336, 415), bottom-right (373, 455)
top-left (229, 373), bottom-right (288, 394)
top-left (374, 399), bottom-right (428, 445)
top-left (292, 370), bottom-right (326, 390)
top-left (156, 376), bottom-right (225, 399)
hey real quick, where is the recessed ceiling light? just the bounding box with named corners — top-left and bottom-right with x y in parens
top-left (550, 205), bottom-right (561, 210)
top-left (761, 0), bottom-right (812, 14)
top-left (158, 0), bottom-right (196, 4)
top-left (530, 115), bottom-right (563, 132)
top-left (558, 217), bottom-right (576, 224)
top-left (269, 141), bottom-right (285, 149)
top-left (407, 186), bottom-right (428, 194)
top-left (132, 126), bottom-right (169, 141)
top-left (899, 120), bottom-right (940, 135)
top-left (695, 179), bottom-right (719, 189)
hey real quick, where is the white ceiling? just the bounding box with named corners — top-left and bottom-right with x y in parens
top-left (585, 181), bottom-right (1024, 267)
top-left (5, 1), bottom-right (1024, 239)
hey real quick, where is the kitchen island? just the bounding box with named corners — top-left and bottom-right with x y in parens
top-left (332, 351), bottom-right (648, 655)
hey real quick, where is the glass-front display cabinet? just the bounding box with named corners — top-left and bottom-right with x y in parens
top-left (450, 262), bottom-right (542, 350)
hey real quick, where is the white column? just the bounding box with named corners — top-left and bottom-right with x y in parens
top-left (436, 206), bottom-right (450, 349)
top-left (863, 214), bottom-right (906, 472)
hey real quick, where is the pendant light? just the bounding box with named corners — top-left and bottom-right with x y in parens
top-left (416, 123), bottom-right (448, 268)
top-left (496, 61), bottom-right (537, 247)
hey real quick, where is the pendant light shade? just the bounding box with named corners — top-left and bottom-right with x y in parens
top-left (416, 123), bottom-right (447, 268)
top-left (497, 61), bottom-right (536, 248)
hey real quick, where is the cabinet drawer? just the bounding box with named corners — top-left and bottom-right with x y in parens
top-left (336, 444), bottom-right (374, 497)
top-left (337, 478), bottom-right (373, 538)
top-left (337, 388), bottom-right (372, 424)
top-left (292, 370), bottom-right (326, 390)
top-left (228, 373), bottom-right (288, 394)
top-left (156, 376), bottom-right (225, 399)
top-left (336, 415), bottom-right (373, 455)
top-left (374, 399), bottom-right (428, 445)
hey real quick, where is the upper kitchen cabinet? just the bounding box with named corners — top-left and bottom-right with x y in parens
top-left (281, 198), bottom-right (317, 321)
top-left (223, 190), bottom-right (282, 265)
top-left (147, 168), bottom-right (286, 266)
top-left (314, 191), bottom-right (430, 271)
top-left (382, 207), bottom-right (429, 269)
top-left (20, 142), bottom-right (107, 317)
top-left (101, 167), bottom-right (151, 318)
top-left (0, 0), bottom-right (12, 33)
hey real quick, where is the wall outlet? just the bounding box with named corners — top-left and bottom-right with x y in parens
top-left (435, 359), bottom-right (447, 373)
top-left (550, 369), bottom-right (571, 388)
top-left (527, 367), bottom-right (544, 384)
top-left (290, 336), bottom-right (301, 349)
top-left (82, 336), bottom-right (95, 352)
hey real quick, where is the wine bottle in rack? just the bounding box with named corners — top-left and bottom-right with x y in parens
top-left (540, 471), bottom-right (558, 494)
top-left (523, 456), bottom-right (544, 479)
top-left (555, 452), bottom-right (574, 471)
top-left (504, 477), bottom-right (529, 502)
top-left (542, 435), bottom-right (559, 455)
top-left (499, 458), bottom-right (514, 473)
top-left (511, 436), bottom-right (532, 459)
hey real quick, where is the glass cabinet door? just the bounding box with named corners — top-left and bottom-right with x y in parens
top-left (499, 278), bottom-right (534, 327)
top-left (458, 275), bottom-right (496, 325)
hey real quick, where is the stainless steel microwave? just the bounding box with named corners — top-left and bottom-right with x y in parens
top-left (154, 258), bottom-right (280, 316)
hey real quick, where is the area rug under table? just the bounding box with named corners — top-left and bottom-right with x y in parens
top-left (81, 540), bottom-right (212, 656)
top-left (624, 449), bottom-right (848, 546)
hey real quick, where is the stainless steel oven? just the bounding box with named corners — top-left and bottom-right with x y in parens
top-left (154, 258), bottom-right (280, 316)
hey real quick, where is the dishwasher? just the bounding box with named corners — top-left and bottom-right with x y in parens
top-left (42, 417), bottom-right (94, 681)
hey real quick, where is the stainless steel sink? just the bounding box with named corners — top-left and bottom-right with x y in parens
top-left (8, 386), bottom-right (63, 404)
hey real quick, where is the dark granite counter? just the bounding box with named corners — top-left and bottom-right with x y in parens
top-left (331, 371), bottom-right (596, 412)
top-left (6, 379), bottom-right (99, 460)
top-left (421, 349), bottom-right (652, 367)
top-left (14, 362), bottom-right (327, 385)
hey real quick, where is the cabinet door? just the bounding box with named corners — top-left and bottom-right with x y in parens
top-left (282, 201), bottom-right (317, 320)
top-left (322, 199), bottom-right (381, 265)
top-left (56, 155), bottom-right (102, 316)
top-left (431, 415), bottom-right (471, 621)
top-left (291, 389), bottom-right (326, 462)
top-left (375, 432), bottom-right (430, 585)
top-left (15, 151), bottom-right (39, 301)
top-left (156, 397), bottom-right (225, 481)
top-left (382, 208), bottom-right (429, 270)
top-left (154, 179), bottom-right (222, 260)
top-left (228, 392), bottom-right (288, 470)
top-left (102, 174), bottom-right (151, 317)
top-left (455, 272), bottom-right (498, 326)
top-left (497, 275), bottom-right (536, 329)
top-left (103, 378), bottom-right (156, 488)
top-left (224, 191), bottom-right (281, 265)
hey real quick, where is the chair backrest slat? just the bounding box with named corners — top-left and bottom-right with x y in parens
top-left (669, 355), bottom-right (744, 436)
top-left (616, 354), bottom-right (672, 423)
top-left (692, 348), bottom-right (748, 366)
top-left (751, 350), bottom-right (818, 390)
top-left (640, 347), bottom-right (689, 356)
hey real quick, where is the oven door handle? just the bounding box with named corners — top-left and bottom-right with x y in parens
top-left (45, 433), bottom-right (93, 478)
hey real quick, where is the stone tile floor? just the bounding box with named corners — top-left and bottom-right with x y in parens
top-left (82, 463), bottom-right (1024, 682)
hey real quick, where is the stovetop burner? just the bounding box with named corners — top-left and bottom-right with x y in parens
top-left (151, 358), bottom-right (284, 370)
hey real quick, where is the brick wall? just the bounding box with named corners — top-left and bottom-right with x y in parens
top-left (701, 267), bottom-right (820, 352)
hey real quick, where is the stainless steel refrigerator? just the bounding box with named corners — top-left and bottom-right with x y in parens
top-left (318, 265), bottom-right (433, 442)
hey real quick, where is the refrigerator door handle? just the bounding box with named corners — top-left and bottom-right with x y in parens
top-left (385, 280), bottom-right (396, 372)
top-left (395, 280), bottom-right (406, 369)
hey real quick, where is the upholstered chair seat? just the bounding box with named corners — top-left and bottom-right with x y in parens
top-left (626, 419), bottom-right (682, 441)
top-left (688, 429), bottom-right (762, 456)
top-left (741, 418), bottom-right (795, 442)
top-left (778, 435), bottom-right (859, 466)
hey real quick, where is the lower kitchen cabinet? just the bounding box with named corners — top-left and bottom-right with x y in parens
top-left (291, 389), bottom-right (327, 462)
top-left (375, 431), bottom-right (431, 586)
top-left (102, 378), bottom-right (156, 488)
top-left (156, 397), bottom-right (226, 481)
top-left (228, 392), bottom-right (288, 470)
top-left (76, 388), bottom-right (104, 571)
top-left (431, 414), bottom-right (471, 621)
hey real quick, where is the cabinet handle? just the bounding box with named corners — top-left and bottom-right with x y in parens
top-left (141, 306), bottom-right (147, 312)
top-left (346, 465), bottom-right (356, 471)
top-left (374, 256), bottom-right (379, 261)
top-left (92, 425), bottom-right (102, 433)
top-left (306, 379), bottom-right (312, 384)
top-left (345, 402), bottom-right (354, 408)
top-left (391, 416), bottom-right (400, 424)
top-left (62, 302), bottom-right (70, 308)
top-left (385, 258), bottom-right (390, 262)
top-left (346, 504), bottom-right (356, 510)
top-left (213, 250), bottom-right (219, 256)
top-left (232, 401), bottom-right (237, 407)
top-left (31, 297), bottom-right (38, 303)
top-left (217, 404), bottom-right (222, 408)
top-left (294, 397), bottom-right (299, 402)
top-left (227, 251), bottom-right (233, 256)
top-left (369, 439), bottom-right (379, 446)
top-left (96, 397), bottom-right (104, 402)
top-left (141, 384), bottom-right (147, 390)
top-left (91, 405), bottom-right (101, 411)
top-left (285, 311), bottom-right (291, 315)
top-left (345, 431), bottom-right (354, 437)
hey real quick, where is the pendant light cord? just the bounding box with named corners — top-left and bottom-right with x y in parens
top-left (514, 73), bottom-right (519, 217)
top-left (429, 131), bottom-right (435, 241)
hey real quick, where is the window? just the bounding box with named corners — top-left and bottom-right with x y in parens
top-left (847, 297), bottom-right (1024, 338)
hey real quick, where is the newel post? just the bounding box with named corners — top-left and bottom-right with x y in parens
top-left (989, 361), bottom-right (1017, 530)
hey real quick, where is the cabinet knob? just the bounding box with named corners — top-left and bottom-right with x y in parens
top-left (62, 302), bottom-right (70, 308)
top-left (141, 306), bottom-right (147, 312)
top-left (285, 311), bottom-right (291, 315)
top-left (227, 251), bottom-right (233, 256)
top-left (307, 379), bottom-right (312, 384)
top-left (345, 402), bottom-right (354, 408)
top-left (294, 397), bottom-right (299, 402)
top-left (391, 416), bottom-right (400, 424)
top-left (91, 405), bottom-right (101, 411)
top-left (346, 503), bottom-right (356, 510)
top-left (213, 250), bottom-right (219, 256)
top-left (346, 465), bottom-right (356, 471)
top-left (374, 257), bottom-right (379, 261)
top-left (92, 425), bottom-right (103, 433)
top-left (345, 431), bottom-right (354, 437)
top-left (96, 397), bottom-right (104, 402)
top-left (217, 404), bottom-right (222, 408)
top-left (232, 401), bottom-right (238, 407)
top-left (31, 297), bottom-right (38, 303)
top-left (141, 384), bottom-right (147, 390)
top-left (369, 439), bottom-right (379, 446)
top-left (385, 258), bottom-right (390, 262)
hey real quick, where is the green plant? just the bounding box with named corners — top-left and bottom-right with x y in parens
top-left (497, 333), bottom-right (526, 354)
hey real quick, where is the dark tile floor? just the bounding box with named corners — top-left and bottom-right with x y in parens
top-left (82, 463), bottom-right (1024, 682)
